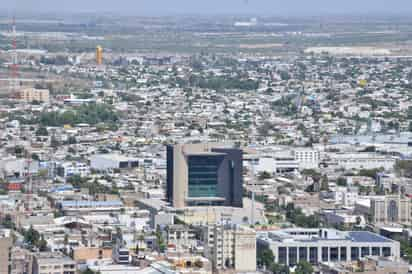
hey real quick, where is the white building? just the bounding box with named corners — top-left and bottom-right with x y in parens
top-left (322, 209), bottom-right (365, 227)
top-left (327, 153), bottom-right (396, 170)
top-left (332, 187), bottom-right (359, 207)
top-left (90, 154), bottom-right (139, 171)
top-left (56, 162), bottom-right (90, 178)
top-left (294, 148), bottom-right (320, 169)
top-left (257, 228), bottom-right (400, 266)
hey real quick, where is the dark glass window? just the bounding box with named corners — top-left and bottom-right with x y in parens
top-left (351, 247), bottom-right (359, 260)
top-left (382, 247), bottom-right (391, 257)
top-left (361, 247), bottom-right (370, 257)
top-left (299, 247), bottom-right (307, 262)
top-left (372, 247), bottom-right (380, 256)
top-left (278, 247), bottom-right (287, 264)
top-left (322, 247), bottom-right (329, 262)
top-left (340, 247), bottom-right (347, 261)
top-left (289, 247), bottom-right (297, 266)
top-left (330, 247), bottom-right (339, 261)
top-left (188, 155), bottom-right (222, 197)
top-left (309, 247), bottom-right (318, 264)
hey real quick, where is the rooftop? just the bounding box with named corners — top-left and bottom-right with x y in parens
top-left (260, 228), bottom-right (393, 244)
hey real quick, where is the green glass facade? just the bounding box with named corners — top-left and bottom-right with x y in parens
top-left (188, 155), bottom-right (222, 197)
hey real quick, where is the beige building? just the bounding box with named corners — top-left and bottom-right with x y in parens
top-left (370, 195), bottom-right (411, 224)
top-left (0, 231), bottom-right (12, 274)
top-left (18, 88), bottom-right (50, 103)
top-left (71, 246), bottom-right (112, 263)
top-left (320, 256), bottom-right (409, 274)
top-left (32, 252), bottom-right (76, 274)
top-left (204, 224), bottom-right (256, 272)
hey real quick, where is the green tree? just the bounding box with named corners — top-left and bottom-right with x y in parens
top-left (35, 127), bottom-right (48, 136)
top-left (257, 246), bottom-right (274, 268)
top-left (320, 175), bottom-right (329, 191)
top-left (155, 225), bottom-right (166, 253)
top-left (258, 171), bottom-right (272, 180)
top-left (38, 235), bottom-right (48, 251)
top-left (24, 225), bottom-right (40, 246)
top-left (336, 177), bottom-right (347, 187)
top-left (295, 261), bottom-right (314, 274)
top-left (270, 263), bottom-right (289, 274)
top-left (1, 214), bottom-right (15, 229)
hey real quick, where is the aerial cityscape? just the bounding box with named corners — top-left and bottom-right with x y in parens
top-left (2, 1), bottom-right (412, 274)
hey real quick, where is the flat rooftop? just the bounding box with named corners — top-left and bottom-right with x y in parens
top-left (260, 228), bottom-right (393, 244)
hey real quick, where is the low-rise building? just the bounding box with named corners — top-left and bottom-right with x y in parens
top-left (32, 252), bottom-right (76, 274)
top-left (18, 88), bottom-right (50, 103)
top-left (90, 154), bottom-right (139, 171)
top-left (257, 228), bottom-right (400, 266)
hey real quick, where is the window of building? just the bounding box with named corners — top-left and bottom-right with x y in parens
top-left (372, 247), bottom-right (380, 256)
top-left (361, 247), bottom-right (370, 257)
top-left (288, 247), bottom-right (297, 266)
top-left (309, 247), bottom-right (318, 264)
top-left (188, 155), bottom-right (222, 197)
top-left (351, 247), bottom-right (359, 260)
top-left (322, 247), bottom-right (329, 262)
top-left (330, 247), bottom-right (339, 261)
top-left (388, 200), bottom-right (398, 223)
top-left (382, 247), bottom-right (391, 257)
top-left (299, 247), bottom-right (307, 262)
top-left (278, 247), bottom-right (287, 265)
top-left (340, 247), bottom-right (347, 261)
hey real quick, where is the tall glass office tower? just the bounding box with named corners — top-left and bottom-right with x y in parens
top-left (166, 144), bottom-right (243, 208)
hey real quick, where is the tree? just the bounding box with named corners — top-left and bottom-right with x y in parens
top-left (320, 175), bottom-right (329, 191)
top-left (336, 177), bottom-right (347, 187)
top-left (81, 269), bottom-right (101, 274)
top-left (295, 261), bottom-right (313, 274)
top-left (257, 246), bottom-right (274, 268)
top-left (155, 225), bottom-right (166, 253)
top-left (270, 263), bottom-right (289, 274)
top-left (35, 127), bottom-right (49, 136)
top-left (258, 171), bottom-right (272, 180)
top-left (24, 225), bottom-right (40, 246)
top-left (1, 214), bottom-right (14, 229)
top-left (38, 235), bottom-right (48, 251)
top-left (194, 260), bottom-right (204, 268)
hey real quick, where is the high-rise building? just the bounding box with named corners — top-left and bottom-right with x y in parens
top-left (96, 45), bottom-right (103, 65)
top-left (203, 224), bottom-right (256, 272)
top-left (370, 195), bottom-right (411, 224)
top-left (0, 230), bottom-right (12, 274)
top-left (166, 144), bottom-right (243, 208)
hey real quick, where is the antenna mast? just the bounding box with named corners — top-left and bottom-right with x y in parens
top-left (9, 16), bottom-right (19, 93)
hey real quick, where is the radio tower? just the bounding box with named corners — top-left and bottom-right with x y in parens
top-left (9, 16), bottom-right (19, 94)
top-left (25, 158), bottom-right (33, 215)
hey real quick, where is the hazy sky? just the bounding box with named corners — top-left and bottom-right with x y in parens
top-left (3, 0), bottom-right (412, 15)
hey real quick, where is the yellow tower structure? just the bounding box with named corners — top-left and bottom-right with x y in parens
top-left (96, 45), bottom-right (103, 65)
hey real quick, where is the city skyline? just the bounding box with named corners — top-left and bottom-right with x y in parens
top-left (3, 0), bottom-right (412, 15)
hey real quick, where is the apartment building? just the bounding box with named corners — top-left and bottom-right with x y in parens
top-left (203, 224), bottom-right (256, 272)
top-left (18, 88), bottom-right (50, 103)
top-left (32, 252), bottom-right (76, 274)
top-left (0, 230), bottom-right (12, 274)
top-left (294, 148), bottom-right (320, 169)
